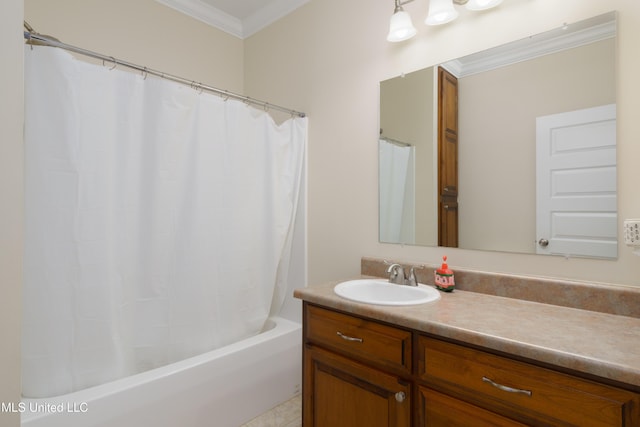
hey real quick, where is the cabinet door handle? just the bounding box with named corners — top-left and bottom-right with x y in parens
top-left (482, 376), bottom-right (532, 397)
top-left (394, 391), bottom-right (406, 402)
top-left (336, 331), bottom-right (363, 343)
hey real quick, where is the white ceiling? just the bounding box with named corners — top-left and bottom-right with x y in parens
top-left (155, 0), bottom-right (310, 39)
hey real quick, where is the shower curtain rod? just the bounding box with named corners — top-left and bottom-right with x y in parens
top-left (380, 136), bottom-right (411, 147)
top-left (23, 27), bottom-right (306, 118)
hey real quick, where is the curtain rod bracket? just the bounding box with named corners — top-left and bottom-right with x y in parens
top-left (23, 20), bottom-right (35, 33)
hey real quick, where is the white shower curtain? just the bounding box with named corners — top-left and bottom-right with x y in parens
top-left (379, 139), bottom-right (415, 244)
top-left (22, 46), bottom-right (306, 398)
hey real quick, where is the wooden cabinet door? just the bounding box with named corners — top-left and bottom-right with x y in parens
top-left (437, 66), bottom-right (459, 247)
top-left (303, 345), bottom-right (411, 427)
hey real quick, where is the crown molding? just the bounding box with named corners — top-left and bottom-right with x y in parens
top-left (156, 0), bottom-right (243, 38)
top-left (442, 12), bottom-right (616, 78)
top-left (243, 0), bottom-right (310, 38)
top-left (155, 0), bottom-right (310, 39)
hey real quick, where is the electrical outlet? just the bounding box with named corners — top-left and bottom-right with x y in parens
top-left (623, 219), bottom-right (640, 246)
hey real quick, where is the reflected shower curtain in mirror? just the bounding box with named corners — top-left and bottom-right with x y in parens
top-left (379, 139), bottom-right (415, 244)
top-left (23, 46), bottom-right (306, 398)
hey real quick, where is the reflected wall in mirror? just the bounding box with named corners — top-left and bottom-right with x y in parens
top-left (379, 11), bottom-right (617, 259)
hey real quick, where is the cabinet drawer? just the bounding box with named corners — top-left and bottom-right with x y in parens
top-left (305, 305), bottom-right (412, 373)
top-left (418, 336), bottom-right (640, 427)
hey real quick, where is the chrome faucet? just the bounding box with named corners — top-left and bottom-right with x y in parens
top-left (386, 263), bottom-right (406, 285)
top-left (384, 261), bottom-right (424, 286)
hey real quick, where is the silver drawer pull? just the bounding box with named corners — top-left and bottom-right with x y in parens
top-left (336, 331), bottom-right (363, 343)
top-left (482, 376), bottom-right (532, 397)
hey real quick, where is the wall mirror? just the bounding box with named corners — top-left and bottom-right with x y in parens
top-left (379, 11), bottom-right (617, 259)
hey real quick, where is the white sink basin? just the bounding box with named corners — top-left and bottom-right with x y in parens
top-left (334, 279), bottom-right (441, 306)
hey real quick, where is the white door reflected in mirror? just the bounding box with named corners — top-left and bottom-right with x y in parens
top-left (536, 104), bottom-right (617, 259)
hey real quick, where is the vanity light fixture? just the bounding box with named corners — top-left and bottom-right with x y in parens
top-left (388, 0), bottom-right (504, 42)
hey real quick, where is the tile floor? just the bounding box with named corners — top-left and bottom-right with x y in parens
top-left (240, 394), bottom-right (301, 427)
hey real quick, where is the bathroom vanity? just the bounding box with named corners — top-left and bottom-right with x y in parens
top-left (295, 263), bottom-right (640, 426)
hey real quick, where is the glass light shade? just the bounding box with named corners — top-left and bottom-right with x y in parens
top-left (387, 10), bottom-right (417, 42)
top-left (466, 0), bottom-right (503, 10)
top-left (425, 0), bottom-right (459, 25)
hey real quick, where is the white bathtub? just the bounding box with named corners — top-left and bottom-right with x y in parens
top-left (21, 317), bottom-right (302, 427)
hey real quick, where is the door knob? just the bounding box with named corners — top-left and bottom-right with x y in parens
top-left (538, 238), bottom-right (549, 247)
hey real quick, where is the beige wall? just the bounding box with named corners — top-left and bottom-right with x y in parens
top-left (1, 1), bottom-right (23, 425)
top-left (24, 0), bottom-right (244, 92)
top-left (245, 0), bottom-right (640, 287)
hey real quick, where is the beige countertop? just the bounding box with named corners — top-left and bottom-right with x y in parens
top-left (294, 278), bottom-right (640, 389)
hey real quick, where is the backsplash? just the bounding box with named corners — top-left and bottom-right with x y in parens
top-left (361, 257), bottom-right (640, 319)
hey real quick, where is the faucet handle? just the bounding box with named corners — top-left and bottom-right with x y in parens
top-left (407, 265), bottom-right (425, 286)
